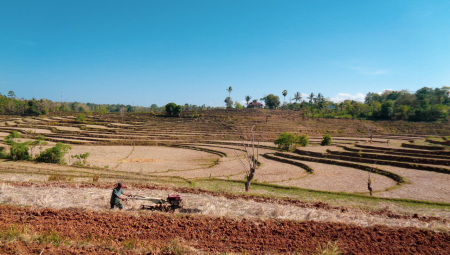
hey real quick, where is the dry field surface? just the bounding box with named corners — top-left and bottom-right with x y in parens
top-left (0, 182), bottom-right (448, 231)
top-left (0, 112), bottom-right (449, 253)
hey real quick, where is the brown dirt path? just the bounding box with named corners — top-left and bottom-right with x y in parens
top-left (0, 205), bottom-right (449, 254)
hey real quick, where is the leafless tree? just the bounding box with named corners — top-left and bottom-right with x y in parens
top-left (365, 125), bottom-right (373, 143)
top-left (236, 125), bottom-right (259, 191)
top-left (119, 107), bottom-right (126, 123)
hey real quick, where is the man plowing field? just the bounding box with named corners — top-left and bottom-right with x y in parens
top-left (110, 182), bottom-right (129, 210)
top-left (110, 182), bottom-right (182, 212)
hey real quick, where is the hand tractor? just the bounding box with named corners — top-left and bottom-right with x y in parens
top-left (127, 194), bottom-right (183, 212)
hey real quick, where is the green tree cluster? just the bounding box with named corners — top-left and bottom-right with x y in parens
top-left (276, 87), bottom-right (449, 121)
top-left (262, 94), bottom-right (280, 109)
top-left (2, 131), bottom-right (58, 162)
top-left (36, 143), bottom-right (72, 164)
top-left (274, 132), bottom-right (309, 151)
top-left (165, 103), bottom-right (183, 117)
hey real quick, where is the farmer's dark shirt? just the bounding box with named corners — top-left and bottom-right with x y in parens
top-left (110, 187), bottom-right (123, 203)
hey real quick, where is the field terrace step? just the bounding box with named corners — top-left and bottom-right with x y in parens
top-left (44, 137), bottom-right (97, 144)
top-left (326, 149), bottom-right (450, 166)
top-left (262, 153), bottom-right (314, 173)
top-left (402, 143), bottom-right (450, 152)
top-left (339, 145), bottom-right (450, 160)
top-left (426, 138), bottom-right (450, 146)
top-left (294, 149), bottom-right (450, 174)
top-left (371, 134), bottom-right (426, 140)
top-left (44, 134), bottom-right (122, 142)
top-left (355, 144), bottom-right (450, 156)
top-left (169, 144), bottom-right (227, 157)
top-left (274, 151), bottom-right (405, 183)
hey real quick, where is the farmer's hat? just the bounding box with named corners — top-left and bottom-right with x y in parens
top-left (118, 182), bottom-right (124, 187)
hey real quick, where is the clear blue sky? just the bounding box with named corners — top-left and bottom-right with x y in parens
top-left (1, 0), bottom-right (449, 107)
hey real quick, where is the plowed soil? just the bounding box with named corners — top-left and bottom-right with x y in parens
top-left (1, 205), bottom-right (449, 254)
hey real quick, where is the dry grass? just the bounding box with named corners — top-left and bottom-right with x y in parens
top-left (374, 165), bottom-right (450, 203)
top-left (0, 183), bottom-right (448, 231)
top-left (315, 241), bottom-right (343, 255)
top-left (49, 126), bottom-right (81, 131)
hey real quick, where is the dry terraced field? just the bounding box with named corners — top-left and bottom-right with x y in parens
top-left (0, 111), bottom-right (449, 254)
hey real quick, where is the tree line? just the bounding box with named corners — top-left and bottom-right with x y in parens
top-left (225, 86), bottom-right (450, 121)
top-left (2, 86), bottom-right (449, 122)
top-left (0, 90), bottom-right (211, 116)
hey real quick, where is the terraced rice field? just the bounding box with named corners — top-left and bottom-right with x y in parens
top-left (0, 111), bottom-right (449, 254)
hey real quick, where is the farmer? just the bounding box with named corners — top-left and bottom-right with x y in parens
top-left (110, 182), bottom-right (129, 209)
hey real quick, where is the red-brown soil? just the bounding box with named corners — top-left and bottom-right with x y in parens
top-left (1, 205), bottom-right (449, 254)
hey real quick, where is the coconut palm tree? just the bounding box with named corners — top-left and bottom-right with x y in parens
top-left (317, 93), bottom-right (324, 110)
top-left (227, 86), bottom-right (232, 97)
top-left (245, 95), bottom-right (252, 106)
top-left (308, 93), bottom-right (315, 106)
top-left (294, 92), bottom-right (302, 103)
top-left (282, 90), bottom-right (288, 104)
top-left (308, 92), bottom-right (315, 116)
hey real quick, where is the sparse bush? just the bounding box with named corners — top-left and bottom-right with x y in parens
top-left (5, 130), bottom-right (21, 141)
top-left (29, 135), bottom-right (48, 158)
top-left (315, 241), bottom-right (343, 255)
top-left (123, 239), bottom-right (138, 250)
top-left (93, 175), bottom-right (100, 182)
top-left (48, 174), bottom-right (73, 182)
top-left (37, 229), bottom-right (67, 247)
top-left (36, 142), bottom-right (72, 164)
top-left (71, 152), bottom-right (90, 166)
top-left (160, 238), bottom-right (194, 255)
top-left (0, 225), bottom-right (30, 242)
top-left (321, 134), bottom-right (332, 146)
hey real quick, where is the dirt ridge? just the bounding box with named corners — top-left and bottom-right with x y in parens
top-left (1, 205), bottom-right (449, 254)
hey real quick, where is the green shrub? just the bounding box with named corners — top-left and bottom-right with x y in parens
top-left (9, 142), bottom-right (31, 161)
top-left (71, 152), bottom-right (90, 166)
top-left (0, 147), bottom-right (7, 159)
top-left (297, 134), bottom-right (309, 147)
top-left (36, 142), bottom-right (72, 164)
top-left (75, 113), bottom-right (86, 123)
top-left (274, 133), bottom-right (309, 151)
top-left (321, 134), bottom-right (332, 146)
top-left (274, 132), bottom-right (297, 151)
top-left (5, 130), bottom-right (21, 141)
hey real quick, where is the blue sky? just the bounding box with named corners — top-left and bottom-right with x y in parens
top-left (1, 0), bottom-right (449, 107)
